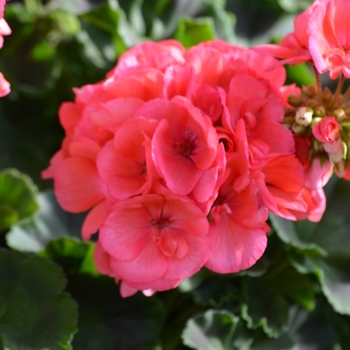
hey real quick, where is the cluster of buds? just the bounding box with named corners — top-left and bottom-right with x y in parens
top-left (284, 82), bottom-right (350, 181)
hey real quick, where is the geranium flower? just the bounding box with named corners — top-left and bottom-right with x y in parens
top-left (98, 194), bottom-right (210, 291)
top-left (308, 0), bottom-right (350, 79)
top-left (205, 155), bottom-right (268, 273)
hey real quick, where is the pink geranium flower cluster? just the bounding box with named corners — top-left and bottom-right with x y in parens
top-left (255, 0), bottom-right (350, 189)
top-left (43, 39), bottom-right (325, 297)
top-left (0, 0), bottom-right (10, 97)
top-left (255, 0), bottom-right (350, 80)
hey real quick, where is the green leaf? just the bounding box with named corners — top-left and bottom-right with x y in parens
top-left (0, 248), bottom-right (78, 349)
top-left (40, 237), bottom-right (98, 276)
top-left (174, 17), bottom-right (216, 48)
top-left (39, 237), bottom-right (165, 349)
top-left (193, 275), bottom-right (241, 310)
top-left (271, 178), bottom-right (350, 315)
top-left (0, 169), bottom-right (39, 231)
top-left (242, 278), bottom-right (289, 338)
top-left (49, 0), bottom-right (109, 15)
top-left (288, 303), bottom-right (340, 350)
top-left (6, 190), bottom-right (84, 252)
top-left (278, 0), bottom-right (313, 13)
top-left (269, 213), bottom-right (326, 256)
top-left (285, 63), bottom-right (316, 86)
top-left (313, 258), bottom-right (350, 315)
top-left (251, 332), bottom-right (298, 350)
top-left (182, 309), bottom-right (242, 350)
top-left (0, 205), bottom-right (18, 231)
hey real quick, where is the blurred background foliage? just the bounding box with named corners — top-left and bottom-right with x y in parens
top-left (4, 1), bottom-right (350, 350)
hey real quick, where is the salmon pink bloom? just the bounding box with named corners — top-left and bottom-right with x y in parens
top-left (308, 0), bottom-right (350, 78)
top-left (150, 97), bottom-right (220, 196)
top-left (0, 17), bottom-right (10, 49)
top-left (312, 116), bottom-right (340, 143)
top-left (0, 0), bottom-right (10, 97)
top-left (0, 71), bottom-right (10, 97)
top-left (206, 155), bottom-right (268, 274)
top-left (97, 117), bottom-right (159, 201)
top-left (305, 157), bottom-right (332, 189)
top-left (113, 40), bottom-right (185, 73)
top-left (99, 194), bottom-right (210, 291)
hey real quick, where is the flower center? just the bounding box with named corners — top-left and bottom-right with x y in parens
top-left (151, 216), bottom-right (170, 231)
top-left (174, 131), bottom-right (198, 157)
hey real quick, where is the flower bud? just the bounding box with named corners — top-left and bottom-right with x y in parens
top-left (312, 116), bottom-right (340, 143)
top-left (321, 87), bottom-right (332, 105)
top-left (288, 94), bottom-right (304, 107)
top-left (342, 141), bottom-right (347, 159)
top-left (283, 116), bottom-right (295, 128)
top-left (333, 108), bottom-right (346, 122)
top-left (292, 122), bottom-right (306, 134)
top-left (307, 99), bottom-right (318, 109)
top-left (311, 117), bottom-right (322, 127)
top-left (302, 84), bottom-right (317, 98)
top-left (314, 106), bottom-right (325, 118)
top-left (295, 106), bottom-right (313, 126)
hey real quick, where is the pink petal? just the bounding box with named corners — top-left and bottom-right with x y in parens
top-left (82, 200), bottom-right (106, 240)
top-left (93, 241), bottom-right (116, 277)
top-left (152, 119), bottom-right (203, 194)
top-left (110, 239), bottom-right (168, 284)
top-left (206, 216), bottom-right (267, 274)
top-left (0, 72), bottom-right (10, 97)
top-left (99, 202), bottom-right (152, 261)
top-left (54, 157), bottom-right (104, 212)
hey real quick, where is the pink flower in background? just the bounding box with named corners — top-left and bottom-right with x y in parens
top-left (0, 71), bottom-right (10, 97)
top-left (308, 0), bottom-right (350, 78)
top-left (0, 0), bottom-right (10, 97)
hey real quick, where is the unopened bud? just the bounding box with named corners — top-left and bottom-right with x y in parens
top-left (342, 141), bottom-right (347, 159)
top-left (302, 84), bottom-right (317, 98)
top-left (295, 106), bottom-right (313, 126)
top-left (288, 94), bottom-right (304, 107)
top-left (322, 87), bottom-right (333, 105)
top-left (292, 123), bottom-right (306, 134)
top-left (311, 117), bottom-right (322, 127)
top-left (333, 108), bottom-right (346, 121)
top-left (314, 106), bottom-right (325, 118)
top-left (307, 99), bottom-right (318, 109)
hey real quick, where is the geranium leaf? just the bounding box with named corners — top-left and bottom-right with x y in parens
top-left (174, 17), bottom-right (216, 48)
top-left (40, 237), bottom-right (98, 276)
top-left (269, 214), bottom-right (326, 256)
top-left (0, 248), bottom-right (78, 350)
top-left (0, 205), bottom-right (18, 231)
top-left (251, 332), bottom-right (298, 350)
top-left (182, 309), bottom-right (243, 350)
top-left (241, 278), bottom-right (289, 338)
top-left (312, 257), bottom-right (350, 315)
top-left (6, 190), bottom-right (84, 253)
top-left (0, 169), bottom-right (39, 231)
top-left (40, 237), bottom-right (166, 349)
